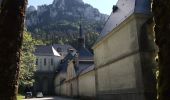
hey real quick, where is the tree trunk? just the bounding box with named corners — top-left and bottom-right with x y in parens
top-left (152, 0), bottom-right (170, 100)
top-left (0, 0), bottom-right (27, 100)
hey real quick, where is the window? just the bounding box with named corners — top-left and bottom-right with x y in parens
top-left (44, 58), bottom-right (46, 66)
top-left (40, 59), bottom-right (42, 65)
top-left (57, 47), bottom-right (62, 52)
top-left (36, 59), bottom-right (38, 65)
top-left (112, 5), bottom-right (118, 13)
top-left (40, 59), bottom-right (42, 70)
top-left (51, 58), bottom-right (53, 65)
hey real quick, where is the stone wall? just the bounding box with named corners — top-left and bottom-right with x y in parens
top-left (54, 70), bottom-right (96, 98)
top-left (78, 70), bottom-right (96, 97)
top-left (93, 14), bottom-right (156, 100)
top-left (36, 55), bottom-right (61, 72)
top-left (53, 14), bottom-right (156, 100)
top-left (34, 72), bottom-right (56, 95)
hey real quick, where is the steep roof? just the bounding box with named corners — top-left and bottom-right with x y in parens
top-left (58, 62), bottom-right (68, 73)
top-left (34, 44), bottom-right (75, 56)
top-left (98, 0), bottom-right (151, 41)
top-left (77, 23), bottom-right (94, 61)
top-left (52, 46), bottom-right (61, 56)
top-left (57, 51), bottom-right (76, 72)
top-left (35, 45), bottom-right (60, 56)
top-left (79, 65), bottom-right (95, 75)
top-left (53, 44), bottom-right (75, 53)
top-left (77, 47), bottom-right (94, 61)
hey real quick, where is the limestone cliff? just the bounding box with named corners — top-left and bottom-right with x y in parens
top-left (26, 0), bottom-right (108, 45)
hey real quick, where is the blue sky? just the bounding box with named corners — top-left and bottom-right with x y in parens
top-left (28, 0), bottom-right (118, 15)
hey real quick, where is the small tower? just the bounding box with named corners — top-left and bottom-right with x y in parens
top-left (76, 18), bottom-right (93, 61)
top-left (77, 24), bottom-right (85, 49)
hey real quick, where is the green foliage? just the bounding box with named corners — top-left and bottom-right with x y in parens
top-left (19, 31), bottom-right (37, 86)
top-left (86, 32), bottom-right (99, 49)
top-left (26, 0), bottom-right (106, 49)
top-left (17, 94), bottom-right (24, 100)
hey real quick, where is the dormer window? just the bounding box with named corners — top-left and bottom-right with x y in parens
top-left (57, 47), bottom-right (62, 52)
top-left (67, 48), bottom-right (74, 53)
top-left (112, 5), bottom-right (118, 13)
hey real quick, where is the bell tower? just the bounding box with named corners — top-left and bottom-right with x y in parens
top-left (78, 24), bottom-right (85, 49)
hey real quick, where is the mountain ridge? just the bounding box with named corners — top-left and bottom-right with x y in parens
top-left (26, 0), bottom-right (109, 48)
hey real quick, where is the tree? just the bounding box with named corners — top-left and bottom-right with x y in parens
top-left (0, 0), bottom-right (27, 100)
top-left (19, 31), bottom-right (36, 87)
top-left (152, 0), bottom-right (170, 100)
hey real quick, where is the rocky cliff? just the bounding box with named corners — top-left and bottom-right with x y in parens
top-left (26, 0), bottom-right (108, 48)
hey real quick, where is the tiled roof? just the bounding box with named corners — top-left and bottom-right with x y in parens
top-left (79, 65), bottom-right (95, 75)
top-left (52, 46), bottom-right (60, 56)
top-left (57, 50), bottom-right (94, 76)
top-left (53, 44), bottom-right (75, 53)
top-left (97, 0), bottom-right (151, 41)
top-left (34, 44), bottom-right (75, 56)
top-left (34, 45), bottom-right (60, 56)
top-left (77, 47), bottom-right (93, 60)
top-left (57, 52), bottom-right (76, 72)
top-left (58, 62), bottom-right (68, 73)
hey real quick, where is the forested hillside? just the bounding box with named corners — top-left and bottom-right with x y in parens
top-left (26, 0), bottom-right (108, 49)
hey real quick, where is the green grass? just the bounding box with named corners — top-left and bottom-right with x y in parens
top-left (17, 94), bottom-right (24, 100)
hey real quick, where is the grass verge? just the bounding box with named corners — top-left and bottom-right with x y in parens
top-left (17, 94), bottom-right (24, 100)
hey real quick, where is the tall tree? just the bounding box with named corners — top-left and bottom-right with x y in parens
top-left (0, 0), bottom-right (27, 100)
top-left (19, 31), bottom-right (36, 87)
top-left (152, 0), bottom-right (170, 100)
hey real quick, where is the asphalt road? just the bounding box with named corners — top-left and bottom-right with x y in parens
top-left (23, 97), bottom-right (78, 100)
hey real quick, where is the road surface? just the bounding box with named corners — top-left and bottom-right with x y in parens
top-left (23, 97), bottom-right (78, 100)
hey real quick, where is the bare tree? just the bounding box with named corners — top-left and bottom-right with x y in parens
top-left (152, 0), bottom-right (170, 100)
top-left (0, 0), bottom-right (27, 100)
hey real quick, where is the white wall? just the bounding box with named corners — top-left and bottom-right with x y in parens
top-left (97, 54), bottom-right (138, 91)
top-left (72, 79), bottom-right (78, 97)
top-left (92, 14), bottom-right (157, 100)
top-left (54, 70), bottom-right (95, 97)
top-left (79, 71), bottom-right (96, 97)
top-left (94, 17), bottom-right (139, 67)
top-left (60, 83), bottom-right (67, 96)
top-left (36, 55), bottom-right (62, 72)
top-left (93, 16), bottom-right (139, 92)
top-left (54, 74), bottom-right (60, 94)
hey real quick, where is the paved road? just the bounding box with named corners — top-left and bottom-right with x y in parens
top-left (23, 97), bottom-right (78, 100)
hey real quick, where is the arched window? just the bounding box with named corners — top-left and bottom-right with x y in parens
top-left (44, 58), bottom-right (46, 66)
top-left (36, 58), bottom-right (38, 65)
top-left (51, 58), bottom-right (53, 65)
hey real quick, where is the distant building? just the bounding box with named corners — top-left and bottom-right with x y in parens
top-left (33, 44), bottom-right (75, 95)
top-left (54, 24), bottom-right (95, 98)
top-left (92, 0), bottom-right (156, 100)
top-left (76, 24), bottom-right (94, 73)
top-left (34, 24), bottom-right (94, 96)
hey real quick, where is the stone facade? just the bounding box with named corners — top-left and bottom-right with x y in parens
top-left (78, 68), bottom-right (96, 98)
top-left (92, 0), bottom-right (156, 100)
top-left (54, 62), bottom-right (95, 98)
top-left (54, 24), bottom-right (95, 98)
top-left (33, 44), bottom-right (74, 95)
top-left (36, 1), bottom-right (157, 99)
